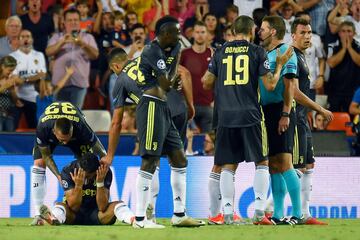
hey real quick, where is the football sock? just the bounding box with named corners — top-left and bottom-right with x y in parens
top-left (150, 167), bottom-right (160, 213)
top-left (282, 169), bottom-right (302, 219)
top-left (135, 170), bottom-right (153, 220)
top-left (220, 169), bottom-right (235, 216)
top-left (265, 193), bottom-right (274, 213)
top-left (301, 169), bottom-right (314, 219)
top-left (31, 166), bottom-right (46, 216)
top-left (52, 205), bottom-right (66, 224)
top-left (253, 165), bottom-right (270, 216)
top-left (208, 172), bottom-right (221, 217)
top-left (271, 173), bottom-right (287, 219)
top-left (114, 202), bottom-right (134, 224)
top-left (171, 167), bottom-right (187, 215)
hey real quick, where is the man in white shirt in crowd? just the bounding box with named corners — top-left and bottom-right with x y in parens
top-left (10, 29), bottom-right (46, 128)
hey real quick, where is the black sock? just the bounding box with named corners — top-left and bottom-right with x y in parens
top-left (135, 216), bottom-right (145, 221)
top-left (174, 212), bottom-right (185, 217)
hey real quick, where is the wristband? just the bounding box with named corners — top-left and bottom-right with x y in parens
top-left (280, 111), bottom-right (290, 118)
top-left (96, 182), bottom-right (104, 188)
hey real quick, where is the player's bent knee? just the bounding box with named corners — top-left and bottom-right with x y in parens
top-left (140, 156), bottom-right (157, 173)
top-left (34, 158), bottom-right (46, 168)
top-left (168, 149), bottom-right (187, 168)
top-left (211, 165), bottom-right (222, 173)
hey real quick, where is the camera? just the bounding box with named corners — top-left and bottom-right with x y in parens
top-left (134, 36), bottom-right (142, 42)
top-left (71, 30), bottom-right (79, 39)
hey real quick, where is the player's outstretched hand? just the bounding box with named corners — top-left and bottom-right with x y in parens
top-left (70, 168), bottom-right (85, 187)
top-left (276, 46), bottom-right (293, 67)
top-left (320, 107), bottom-right (334, 122)
top-left (96, 164), bottom-right (109, 183)
top-left (100, 156), bottom-right (112, 167)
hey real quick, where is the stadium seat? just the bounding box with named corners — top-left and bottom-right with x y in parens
top-left (326, 112), bottom-right (354, 136)
top-left (82, 110), bottom-right (111, 132)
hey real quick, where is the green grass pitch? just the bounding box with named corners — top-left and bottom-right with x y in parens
top-left (1, 218), bottom-right (360, 240)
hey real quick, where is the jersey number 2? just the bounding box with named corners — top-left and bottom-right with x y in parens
top-left (222, 55), bottom-right (249, 86)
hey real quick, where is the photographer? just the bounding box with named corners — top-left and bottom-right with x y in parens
top-left (46, 8), bottom-right (99, 109)
top-left (124, 23), bottom-right (147, 59)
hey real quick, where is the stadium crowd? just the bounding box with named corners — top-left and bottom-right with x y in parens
top-left (0, 0), bottom-right (359, 136)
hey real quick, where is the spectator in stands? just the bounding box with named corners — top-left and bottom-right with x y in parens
top-left (77, 0), bottom-right (95, 33)
top-left (121, 106), bottom-right (137, 134)
top-left (223, 25), bottom-right (234, 42)
top-left (327, 21), bottom-right (360, 112)
top-left (0, 56), bottom-right (23, 132)
top-left (180, 21), bottom-right (213, 133)
top-left (46, 8), bottom-right (99, 109)
top-left (297, 11), bottom-right (326, 100)
top-left (234, 0), bottom-right (263, 17)
top-left (111, 11), bottom-right (132, 49)
top-left (101, 0), bottom-right (125, 13)
top-left (36, 66), bottom-right (74, 121)
top-left (20, 0), bottom-right (55, 55)
top-left (0, 16), bottom-right (22, 58)
top-left (124, 23), bottom-right (146, 59)
top-left (170, 0), bottom-right (194, 29)
top-left (203, 130), bottom-right (215, 155)
top-left (344, 0), bottom-right (360, 42)
top-left (221, 4), bottom-right (239, 27)
top-left (10, 30), bottom-right (47, 129)
top-left (194, 0), bottom-right (210, 21)
top-left (125, 11), bottom-right (139, 30)
top-left (326, 0), bottom-right (350, 45)
top-left (298, 0), bottom-right (335, 37)
top-left (271, 0), bottom-right (303, 43)
top-left (143, 0), bottom-right (168, 40)
top-left (48, 4), bottom-right (65, 34)
top-left (314, 112), bottom-right (329, 130)
top-left (203, 13), bottom-right (224, 48)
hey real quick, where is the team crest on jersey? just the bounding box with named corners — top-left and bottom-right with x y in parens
top-left (157, 59), bottom-right (166, 70)
top-left (34, 59), bottom-right (39, 65)
top-left (264, 60), bottom-right (270, 70)
top-left (62, 180), bottom-right (68, 188)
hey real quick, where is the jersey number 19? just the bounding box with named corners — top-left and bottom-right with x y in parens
top-left (222, 55), bottom-right (249, 86)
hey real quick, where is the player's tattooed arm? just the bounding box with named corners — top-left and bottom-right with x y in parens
top-left (202, 71), bottom-right (216, 90)
top-left (39, 146), bottom-right (61, 181)
top-left (92, 139), bottom-right (107, 159)
top-left (262, 47), bottom-right (294, 90)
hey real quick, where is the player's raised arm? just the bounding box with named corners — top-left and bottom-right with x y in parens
top-left (96, 165), bottom-right (110, 211)
top-left (66, 168), bottom-right (85, 212)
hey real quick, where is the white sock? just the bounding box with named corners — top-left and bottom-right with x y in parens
top-left (171, 167), bottom-right (187, 214)
top-left (52, 205), bottom-right (66, 224)
top-left (114, 202), bottom-right (135, 224)
top-left (265, 193), bottom-right (274, 213)
top-left (220, 169), bottom-right (235, 215)
top-left (208, 172), bottom-right (221, 217)
top-left (31, 166), bottom-right (46, 216)
top-left (135, 170), bottom-right (153, 218)
top-left (253, 166), bottom-right (270, 215)
top-left (150, 167), bottom-right (160, 213)
top-left (301, 169), bottom-right (314, 218)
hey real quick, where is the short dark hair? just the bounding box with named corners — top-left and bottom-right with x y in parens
top-left (295, 11), bottom-right (310, 18)
top-left (54, 117), bottom-right (73, 135)
top-left (262, 16), bottom-right (286, 40)
top-left (193, 20), bottom-right (206, 28)
top-left (63, 8), bottom-right (81, 19)
top-left (108, 47), bottom-right (128, 64)
top-left (226, 4), bottom-right (239, 14)
top-left (78, 152), bottom-right (100, 173)
top-left (232, 15), bottom-right (254, 35)
top-left (291, 18), bottom-right (310, 34)
top-left (0, 55), bottom-right (17, 68)
top-left (155, 15), bottom-right (179, 36)
top-left (130, 23), bottom-right (145, 33)
top-left (339, 21), bottom-right (356, 33)
top-left (252, 8), bottom-right (268, 27)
